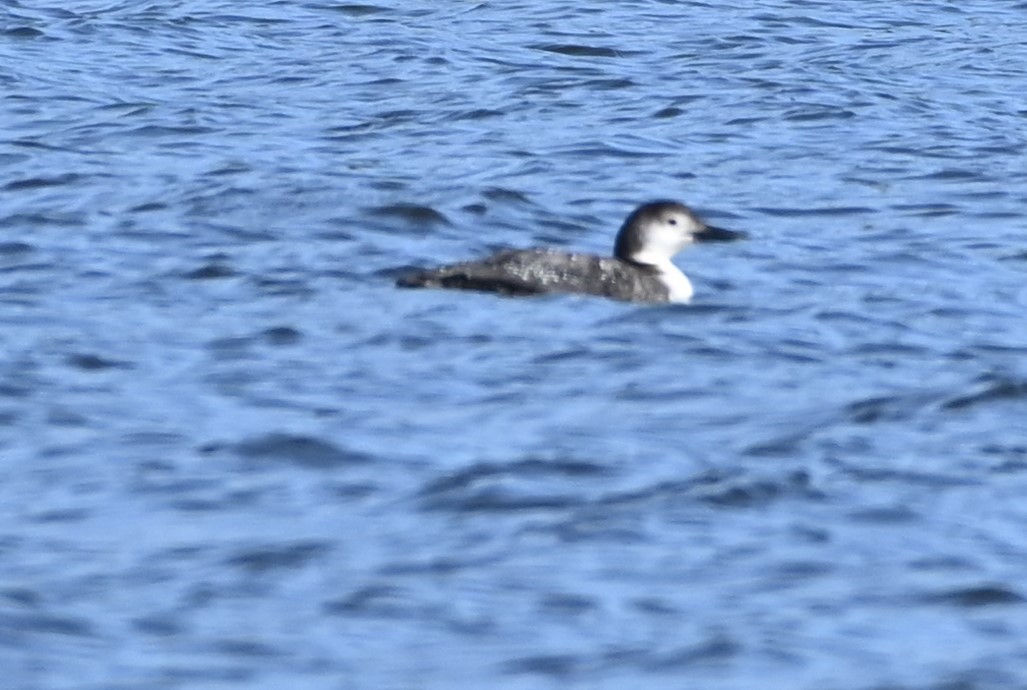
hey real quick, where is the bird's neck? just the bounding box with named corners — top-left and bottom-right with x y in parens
top-left (630, 254), bottom-right (693, 302)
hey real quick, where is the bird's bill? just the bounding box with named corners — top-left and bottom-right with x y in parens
top-left (697, 225), bottom-right (747, 241)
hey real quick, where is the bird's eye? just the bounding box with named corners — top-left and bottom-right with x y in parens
top-left (668, 218), bottom-right (677, 225)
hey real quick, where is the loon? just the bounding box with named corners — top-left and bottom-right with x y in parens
top-left (396, 200), bottom-right (745, 303)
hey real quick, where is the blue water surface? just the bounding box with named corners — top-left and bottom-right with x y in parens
top-left (2, 1), bottom-right (1027, 689)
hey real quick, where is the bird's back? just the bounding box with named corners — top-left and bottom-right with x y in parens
top-left (397, 249), bottom-right (669, 302)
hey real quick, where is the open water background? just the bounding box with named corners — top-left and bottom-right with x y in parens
top-left (3, 1), bottom-right (1027, 688)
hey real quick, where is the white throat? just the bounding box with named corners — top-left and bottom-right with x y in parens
top-left (634, 255), bottom-right (693, 302)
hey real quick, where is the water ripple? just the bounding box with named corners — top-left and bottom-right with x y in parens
top-left (4, 1), bottom-right (1027, 688)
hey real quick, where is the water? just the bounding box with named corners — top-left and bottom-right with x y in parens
top-left (3, 1), bottom-right (1027, 688)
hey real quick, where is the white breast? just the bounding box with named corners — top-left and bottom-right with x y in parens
top-left (651, 259), bottom-right (694, 303)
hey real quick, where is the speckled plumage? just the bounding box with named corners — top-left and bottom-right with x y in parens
top-left (396, 201), bottom-right (744, 303)
top-left (397, 248), bottom-right (669, 301)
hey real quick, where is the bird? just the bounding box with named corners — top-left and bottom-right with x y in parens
top-left (396, 200), bottom-right (745, 303)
